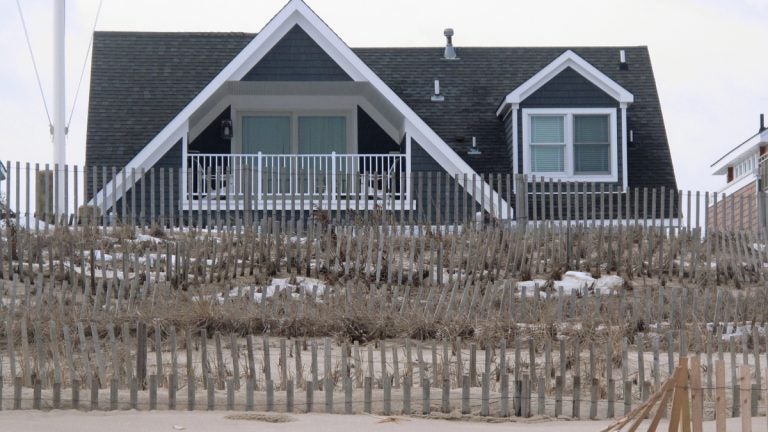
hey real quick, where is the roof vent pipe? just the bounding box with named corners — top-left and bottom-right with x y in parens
top-left (431, 79), bottom-right (444, 102)
top-left (761, 113), bottom-right (766, 132)
top-left (619, 49), bottom-right (628, 70)
top-left (443, 28), bottom-right (457, 60)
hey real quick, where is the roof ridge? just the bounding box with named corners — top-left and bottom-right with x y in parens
top-left (94, 30), bottom-right (257, 36)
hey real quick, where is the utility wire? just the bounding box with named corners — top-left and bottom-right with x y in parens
top-left (67, 0), bottom-right (104, 131)
top-left (15, 0), bottom-right (52, 129)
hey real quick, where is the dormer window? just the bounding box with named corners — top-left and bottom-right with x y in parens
top-left (523, 107), bottom-right (618, 182)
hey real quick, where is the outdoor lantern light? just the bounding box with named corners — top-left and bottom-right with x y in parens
top-left (221, 119), bottom-right (233, 140)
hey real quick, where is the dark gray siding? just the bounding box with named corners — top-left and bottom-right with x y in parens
top-left (357, 106), bottom-right (399, 154)
top-left (111, 140), bottom-right (183, 225)
top-left (189, 107), bottom-right (232, 154)
top-left (523, 67), bottom-right (618, 107)
top-left (516, 66), bottom-right (622, 184)
top-left (242, 25), bottom-right (351, 82)
top-left (410, 139), bottom-right (504, 224)
top-left (503, 112), bottom-right (515, 172)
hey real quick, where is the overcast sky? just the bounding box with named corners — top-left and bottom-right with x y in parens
top-left (0, 0), bottom-right (766, 193)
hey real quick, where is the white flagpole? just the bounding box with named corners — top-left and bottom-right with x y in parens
top-left (53, 0), bottom-right (66, 216)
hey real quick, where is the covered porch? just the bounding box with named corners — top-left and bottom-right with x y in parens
top-left (179, 80), bottom-right (415, 211)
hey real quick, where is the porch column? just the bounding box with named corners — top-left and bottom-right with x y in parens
top-left (257, 152), bottom-right (263, 202)
top-left (510, 104), bottom-right (519, 189)
top-left (620, 103), bottom-right (629, 191)
top-left (405, 131), bottom-right (412, 210)
top-left (331, 152), bottom-right (337, 203)
top-left (181, 132), bottom-right (188, 209)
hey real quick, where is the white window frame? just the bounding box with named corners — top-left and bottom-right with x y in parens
top-left (522, 107), bottom-right (618, 182)
top-left (732, 153), bottom-right (757, 181)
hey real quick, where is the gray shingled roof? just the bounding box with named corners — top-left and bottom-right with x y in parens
top-left (86, 32), bottom-right (677, 190)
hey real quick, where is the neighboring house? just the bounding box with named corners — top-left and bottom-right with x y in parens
top-left (708, 115), bottom-right (768, 231)
top-left (85, 0), bottom-right (677, 224)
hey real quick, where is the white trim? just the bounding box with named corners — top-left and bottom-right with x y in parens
top-left (496, 50), bottom-right (634, 117)
top-left (92, 0), bottom-right (506, 217)
top-left (620, 104), bottom-right (628, 190)
top-left (182, 199), bottom-right (416, 212)
top-left (711, 128), bottom-right (768, 175)
top-left (181, 132), bottom-right (188, 205)
top-left (405, 131), bottom-right (412, 199)
top-left (718, 172), bottom-right (757, 195)
top-left (511, 105), bottom-right (519, 191)
top-left (189, 93), bottom-right (403, 146)
top-left (521, 108), bottom-right (619, 182)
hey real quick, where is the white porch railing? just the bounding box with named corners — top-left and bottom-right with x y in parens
top-left (185, 152), bottom-right (408, 210)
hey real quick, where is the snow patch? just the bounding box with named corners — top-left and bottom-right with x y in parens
top-left (212, 277), bottom-right (327, 304)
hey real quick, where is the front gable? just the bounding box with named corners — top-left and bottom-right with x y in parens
top-left (242, 25), bottom-right (351, 82)
top-left (523, 67), bottom-right (618, 108)
top-left (90, 0), bottom-right (508, 217)
top-left (497, 50), bottom-right (633, 117)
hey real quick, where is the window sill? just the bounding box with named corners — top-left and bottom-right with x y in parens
top-left (527, 172), bottom-right (619, 183)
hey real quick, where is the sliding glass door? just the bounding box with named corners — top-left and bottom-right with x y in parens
top-left (242, 116), bottom-right (291, 154)
top-left (297, 116), bottom-right (347, 154)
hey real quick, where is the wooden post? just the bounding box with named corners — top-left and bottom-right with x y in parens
top-left (136, 322), bottom-right (147, 389)
top-left (403, 375), bottom-right (412, 415)
top-left (149, 374), bottom-right (157, 410)
top-left (109, 379), bottom-right (117, 411)
top-left (206, 376), bottom-right (214, 411)
top-left (715, 360), bottom-right (726, 432)
top-left (690, 356), bottom-right (703, 432)
top-left (90, 374), bottom-right (99, 411)
top-left (624, 381), bottom-right (632, 416)
top-left (363, 376), bottom-right (371, 413)
top-left (342, 378), bottom-right (350, 415)
top-left (740, 366), bottom-right (752, 432)
top-left (71, 379), bottom-right (80, 410)
top-left (33, 379), bottom-right (41, 410)
top-left (226, 379), bottom-right (234, 411)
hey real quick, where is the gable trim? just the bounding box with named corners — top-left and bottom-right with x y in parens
top-left (496, 50), bottom-right (634, 118)
top-left (92, 0), bottom-right (508, 218)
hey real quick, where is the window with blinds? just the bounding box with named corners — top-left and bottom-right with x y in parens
top-left (524, 108), bottom-right (617, 181)
top-left (530, 115), bottom-right (565, 173)
top-left (573, 115), bottom-right (610, 174)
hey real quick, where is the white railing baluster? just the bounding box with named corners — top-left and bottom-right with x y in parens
top-left (185, 152), bottom-right (407, 211)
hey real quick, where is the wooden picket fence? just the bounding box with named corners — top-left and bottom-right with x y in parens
top-left (1, 318), bottom-right (767, 425)
top-left (1, 161), bottom-right (765, 232)
top-left (604, 358), bottom-right (766, 432)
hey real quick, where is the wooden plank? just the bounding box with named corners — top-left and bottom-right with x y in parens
top-left (715, 360), bottom-right (726, 432)
top-left (740, 365), bottom-right (752, 432)
top-left (690, 356), bottom-right (703, 432)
